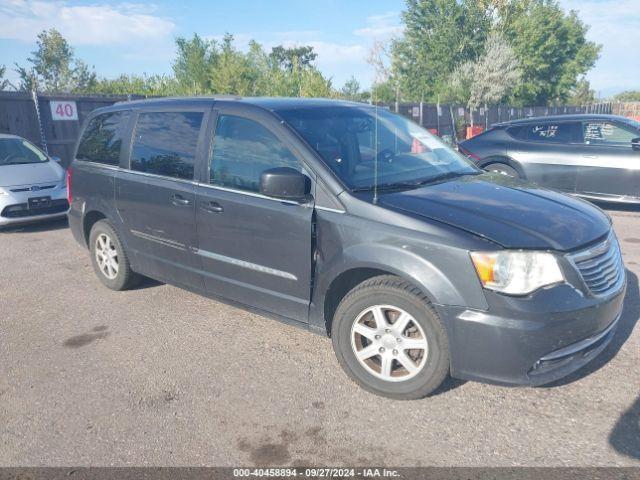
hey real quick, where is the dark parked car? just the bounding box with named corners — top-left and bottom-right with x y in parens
top-left (68, 98), bottom-right (626, 399)
top-left (459, 114), bottom-right (640, 204)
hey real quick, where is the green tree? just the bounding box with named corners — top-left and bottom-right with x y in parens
top-left (568, 77), bottom-right (596, 105)
top-left (94, 74), bottom-right (179, 96)
top-left (391, 0), bottom-right (491, 101)
top-left (269, 45), bottom-right (317, 71)
top-left (209, 34), bottom-right (258, 95)
top-left (340, 76), bottom-right (361, 100)
top-left (173, 33), bottom-right (215, 94)
top-left (0, 65), bottom-right (11, 90)
top-left (15, 29), bottom-right (97, 93)
top-left (500, 0), bottom-right (600, 105)
top-left (613, 91), bottom-right (640, 102)
top-left (448, 33), bottom-right (521, 124)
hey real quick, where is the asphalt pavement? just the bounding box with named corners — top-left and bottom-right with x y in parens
top-left (0, 206), bottom-right (639, 467)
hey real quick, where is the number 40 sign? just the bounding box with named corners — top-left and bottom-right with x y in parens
top-left (49, 100), bottom-right (78, 121)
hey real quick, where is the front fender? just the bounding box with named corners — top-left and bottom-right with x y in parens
top-left (310, 239), bottom-right (488, 333)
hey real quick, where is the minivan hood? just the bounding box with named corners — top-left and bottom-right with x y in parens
top-left (0, 161), bottom-right (63, 187)
top-left (377, 173), bottom-right (610, 251)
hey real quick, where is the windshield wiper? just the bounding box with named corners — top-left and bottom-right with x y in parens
top-left (352, 171), bottom-right (477, 193)
top-left (351, 182), bottom-right (422, 193)
top-left (410, 171), bottom-right (476, 186)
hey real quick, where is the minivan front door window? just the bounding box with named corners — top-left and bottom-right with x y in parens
top-left (277, 106), bottom-right (478, 191)
top-left (210, 114), bottom-right (301, 193)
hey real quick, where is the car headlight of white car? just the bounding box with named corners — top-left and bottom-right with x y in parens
top-left (0, 187), bottom-right (9, 196)
top-left (470, 250), bottom-right (564, 295)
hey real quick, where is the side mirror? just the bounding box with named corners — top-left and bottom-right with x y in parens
top-left (259, 167), bottom-right (310, 201)
top-left (632, 138), bottom-right (640, 151)
top-left (51, 156), bottom-right (62, 164)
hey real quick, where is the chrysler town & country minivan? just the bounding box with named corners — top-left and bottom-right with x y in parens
top-left (68, 97), bottom-right (626, 399)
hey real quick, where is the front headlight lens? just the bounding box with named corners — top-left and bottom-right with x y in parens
top-left (470, 250), bottom-right (564, 295)
top-left (0, 188), bottom-right (8, 196)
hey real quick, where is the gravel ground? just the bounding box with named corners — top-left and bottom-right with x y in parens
top-left (0, 206), bottom-right (638, 467)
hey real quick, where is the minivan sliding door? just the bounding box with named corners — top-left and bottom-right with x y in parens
top-left (116, 108), bottom-right (209, 290)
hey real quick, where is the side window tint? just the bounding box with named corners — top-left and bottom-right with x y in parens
top-left (130, 111), bottom-right (203, 180)
top-left (524, 123), bottom-right (579, 143)
top-left (583, 121), bottom-right (637, 145)
top-left (76, 111), bottom-right (130, 165)
top-left (210, 115), bottom-right (300, 193)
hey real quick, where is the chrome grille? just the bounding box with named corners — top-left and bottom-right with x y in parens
top-left (570, 232), bottom-right (624, 296)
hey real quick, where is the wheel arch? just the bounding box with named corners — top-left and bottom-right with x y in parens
top-left (82, 210), bottom-right (108, 248)
top-left (314, 244), bottom-right (471, 336)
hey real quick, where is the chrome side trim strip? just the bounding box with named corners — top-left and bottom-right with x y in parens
top-left (74, 160), bottom-right (120, 171)
top-left (130, 229), bottom-right (187, 250)
top-left (195, 248), bottom-right (298, 280)
top-left (539, 314), bottom-right (620, 361)
top-left (315, 206), bottom-right (346, 214)
top-left (195, 182), bottom-right (303, 206)
top-left (121, 169), bottom-right (199, 185)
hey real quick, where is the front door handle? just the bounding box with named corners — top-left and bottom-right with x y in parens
top-left (582, 155), bottom-right (599, 159)
top-left (200, 201), bottom-right (224, 213)
top-left (170, 194), bottom-right (191, 206)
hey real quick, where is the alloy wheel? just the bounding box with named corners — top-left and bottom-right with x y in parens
top-left (95, 233), bottom-right (119, 280)
top-left (350, 305), bottom-right (429, 382)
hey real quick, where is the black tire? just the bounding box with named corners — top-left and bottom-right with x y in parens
top-left (89, 219), bottom-right (140, 291)
top-left (484, 162), bottom-right (520, 178)
top-left (331, 275), bottom-right (450, 400)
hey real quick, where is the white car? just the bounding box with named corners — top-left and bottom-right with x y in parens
top-left (0, 134), bottom-right (69, 227)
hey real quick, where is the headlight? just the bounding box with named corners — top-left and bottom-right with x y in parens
top-left (470, 250), bottom-right (564, 295)
top-left (0, 188), bottom-right (8, 196)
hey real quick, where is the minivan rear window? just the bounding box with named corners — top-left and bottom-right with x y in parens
top-left (130, 111), bottom-right (203, 180)
top-left (76, 111), bottom-right (130, 166)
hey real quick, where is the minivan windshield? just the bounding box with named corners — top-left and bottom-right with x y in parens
top-left (0, 138), bottom-right (48, 166)
top-left (278, 106), bottom-right (479, 190)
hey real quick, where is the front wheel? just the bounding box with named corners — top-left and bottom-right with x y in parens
top-left (331, 276), bottom-right (450, 400)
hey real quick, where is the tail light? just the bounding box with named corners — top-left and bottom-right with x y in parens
top-left (66, 167), bottom-right (73, 205)
top-left (458, 145), bottom-right (481, 161)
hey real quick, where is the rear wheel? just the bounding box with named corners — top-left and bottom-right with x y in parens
top-left (89, 220), bottom-right (140, 291)
top-left (331, 275), bottom-right (450, 400)
top-left (484, 162), bottom-right (520, 178)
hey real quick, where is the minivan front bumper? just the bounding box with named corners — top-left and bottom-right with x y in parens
top-left (436, 280), bottom-right (626, 386)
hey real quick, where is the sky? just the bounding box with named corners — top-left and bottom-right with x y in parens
top-left (0, 0), bottom-right (637, 98)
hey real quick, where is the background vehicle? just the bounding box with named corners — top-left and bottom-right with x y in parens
top-left (68, 98), bottom-right (625, 400)
top-left (0, 134), bottom-right (69, 228)
top-left (459, 114), bottom-right (640, 204)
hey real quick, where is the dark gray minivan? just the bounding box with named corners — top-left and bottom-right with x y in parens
top-left (68, 97), bottom-right (626, 399)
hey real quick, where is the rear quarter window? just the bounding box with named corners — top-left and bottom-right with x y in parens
top-left (76, 111), bottom-right (130, 166)
top-left (506, 126), bottom-right (524, 139)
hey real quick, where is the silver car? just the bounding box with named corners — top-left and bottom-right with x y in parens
top-left (459, 114), bottom-right (640, 204)
top-left (0, 134), bottom-right (69, 227)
